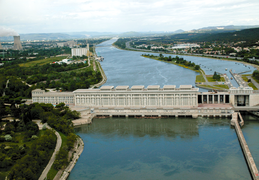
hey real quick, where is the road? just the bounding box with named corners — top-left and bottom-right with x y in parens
top-left (38, 124), bottom-right (62, 180)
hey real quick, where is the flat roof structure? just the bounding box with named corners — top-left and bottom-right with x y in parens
top-left (147, 85), bottom-right (160, 90)
top-left (100, 86), bottom-right (114, 91)
top-left (131, 85), bottom-right (145, 90)
top-left (115, 86), bottom-right (129, 90)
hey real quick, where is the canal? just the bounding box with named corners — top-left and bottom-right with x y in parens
top-left (68, 38), bottom-right (258, 180)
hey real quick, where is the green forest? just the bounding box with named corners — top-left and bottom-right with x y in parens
top-left (0, 58), bottom-right (102, 101)
top-left (0, 102), bottom-right (80, 179)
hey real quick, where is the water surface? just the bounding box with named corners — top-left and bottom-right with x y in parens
top-left (68, 39), bottom-right (259, 180)
top-left (69, 118), bottom-right (251, 180)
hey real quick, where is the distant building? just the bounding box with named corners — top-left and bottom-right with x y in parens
top-left (71, 48), bottom-right (88, 57)
top-left (66, 40), bottom-right (77, 48)
top-left (57, 43), bottom-right (65, 47)
top-left (13, 36), bottom-right (23, 50)
top-left (172, 43), bottom-right (200, 49)
top-left (57, 41), bottom-right (77, 48)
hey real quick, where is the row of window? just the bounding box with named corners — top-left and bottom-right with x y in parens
top-left (76, 97), bottom-right (197, 106)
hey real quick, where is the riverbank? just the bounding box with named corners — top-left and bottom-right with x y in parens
top-left (112, 43), bottom-right (259, 71)
top-left (141, 54), bottom-right (230, 90)
top-left (54, 136), bottom-right (84, 180)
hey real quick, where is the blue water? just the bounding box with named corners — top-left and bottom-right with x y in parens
top-left (69, 118), bottom-right (251, 180)
top-left (68, 39), bottom-right (258, 180)
top-left (97, 38), bottom-right (256, 88)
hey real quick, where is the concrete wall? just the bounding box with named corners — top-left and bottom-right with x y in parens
top-left (250, 94), bottom-right (259, 107)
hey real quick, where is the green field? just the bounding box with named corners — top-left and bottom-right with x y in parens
top-left (198, 84), bottom-right (229, 90)
top-left (196, 75), bottom-right (205, 82)
top-left (241, 74), bottom-right (258, 90)
top-left (19, 56), bottom-right (67, 67)
top-left (207, 76), bottom-right (225, 82)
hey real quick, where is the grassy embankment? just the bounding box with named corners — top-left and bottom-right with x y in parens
top-left (198, 76), bottom-right (229, 90)
top-left (142, 55), bottom-right (201, 73)
top-left (195, 75), bottom-right (205, 82)
top-left (206, 76), bottom-right (225, 82)
top-left (198, 84), bottom-right (229, 90)
top-left (241, 74), bottom-right (258, 90)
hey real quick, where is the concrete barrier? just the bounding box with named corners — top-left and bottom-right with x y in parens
top-left (231, 112), bottom-right (259, 180)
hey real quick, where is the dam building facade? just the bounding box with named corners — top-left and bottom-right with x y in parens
top-left (31, 85), bottom-right (258, 111)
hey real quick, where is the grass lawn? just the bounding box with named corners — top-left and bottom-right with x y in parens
top-left (196, 75), bottom-right (205, 82)
top-left (248, 82), bottom-right (258, 90)
top-left (214, 85), bottom-right (229, 89)
top-left (19, 56), bottom-right (67, 67)
top-left (241, 74), bottom-right (250, 81)
top-left (241, 74), bottom-right (258, 90)
top-left (198, 84), bottom-right (229, 90)
top-left (207, 76), bottom-right (225, 82)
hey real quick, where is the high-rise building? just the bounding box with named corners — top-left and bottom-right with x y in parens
top-left (13, 36), bottom-right (23, 50)
top-left (71, 48), bottom-right (88, 57)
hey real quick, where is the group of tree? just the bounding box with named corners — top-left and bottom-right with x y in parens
top-left (143, 54), bottom-right (200, 70)
top-left (213, 72), bottom-right (221, 81)
top-left (113, 38), bottom-right (131, 49)
top-left (0, 102), bottom-right (80, 179)
top-left (0, 60), bottom-right (102, 99)
top-left (252, 70), bottom-right (259, 81)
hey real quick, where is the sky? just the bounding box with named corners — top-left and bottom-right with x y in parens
top-left (0, 0), bottom-right (259, 35)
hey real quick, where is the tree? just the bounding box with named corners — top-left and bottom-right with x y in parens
top-left (213, 71), bottom-right (220, 81)
top-left (194, 65), bottom-right (200, 70)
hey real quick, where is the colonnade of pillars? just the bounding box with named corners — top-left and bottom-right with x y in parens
top-left (198, 94), bottom-right (229, 104)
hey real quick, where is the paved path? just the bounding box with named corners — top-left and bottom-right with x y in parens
top-left (200, 70), bottom-right (208, 83)
top-left (38, 124), bottom-right (62, 180)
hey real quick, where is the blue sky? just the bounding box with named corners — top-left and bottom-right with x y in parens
top-left (0, 0), bottom-right (259, 35)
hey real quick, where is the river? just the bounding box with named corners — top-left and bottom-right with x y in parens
top-left (68, 38), bottom-right (259, 180)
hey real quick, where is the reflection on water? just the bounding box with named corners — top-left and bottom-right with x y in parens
top-left (68, 117), bottom-right (251, 180)
top-left (76, 118), bottom-right (200, 139)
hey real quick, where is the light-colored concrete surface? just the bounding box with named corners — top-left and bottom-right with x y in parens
top-left (73, 113), bottom-right (95, 126)
top-left (231, 113), bottom-right (259, 180)
top-left (38, 124), bottom-right (62, 180)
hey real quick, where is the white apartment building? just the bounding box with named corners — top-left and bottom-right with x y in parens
top-left (71, 48), bottom-right (88, 57)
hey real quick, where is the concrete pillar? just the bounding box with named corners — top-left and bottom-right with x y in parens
top-left (142, 114), bottom-right (145, 117)
top-left (192, 114), bottom-right (198, 118)
top-left (109, 114), bottom-right (112, 117)
top-left (175, 115), bottom-right (178, 118)
top-left (158, 115), bottom-right (161, 117)
top-left (126, 115), bottom-right (128, 118)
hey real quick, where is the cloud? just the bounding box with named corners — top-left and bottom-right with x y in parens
top-left (0, 27), bottom-right (19, 37)
top-left (0, 0), bottom-right (259, 33)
